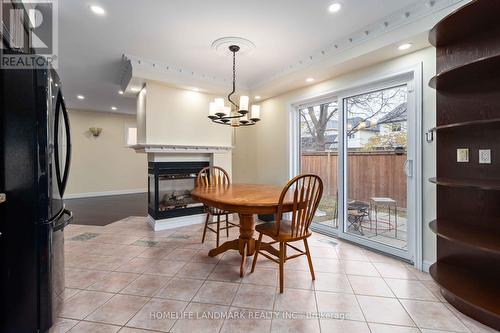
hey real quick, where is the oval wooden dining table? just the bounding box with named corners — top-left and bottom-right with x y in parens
top-left (191, 183), bottom-right (295, 277)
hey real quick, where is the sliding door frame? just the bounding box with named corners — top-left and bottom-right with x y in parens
top-left (289, 64), bottom-right (423, 269)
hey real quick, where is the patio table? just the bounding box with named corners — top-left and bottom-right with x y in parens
top-left (369, 197), bottom-right (398, 237)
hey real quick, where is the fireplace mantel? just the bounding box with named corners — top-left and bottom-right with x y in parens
top-left (131, 144), bottom-right (233, 154)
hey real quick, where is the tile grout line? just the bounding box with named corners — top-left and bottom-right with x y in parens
top-left (64, 221), bottom-right (473, 333)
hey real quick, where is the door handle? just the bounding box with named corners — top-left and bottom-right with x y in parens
top-left (404, 160), bottom-right (413, 177)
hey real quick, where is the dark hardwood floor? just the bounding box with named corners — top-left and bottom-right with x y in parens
top-left (65, 193), bottom-right (147, 226)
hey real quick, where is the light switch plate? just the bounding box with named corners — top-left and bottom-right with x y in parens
top-left (479, 149), bottom-right (491, 164)
top-left (457, 148), bottom-right (469, 163)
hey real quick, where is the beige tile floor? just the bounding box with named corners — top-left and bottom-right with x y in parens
top-left (52, 216), bottom-right (498, 333)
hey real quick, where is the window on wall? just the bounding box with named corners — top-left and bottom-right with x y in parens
top-left (125, 124), bottom-right (137, 146)
top-left (299, 100), bottom-right (339, 229)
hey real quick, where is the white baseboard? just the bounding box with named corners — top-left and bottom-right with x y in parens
top-left (147, 214), bottom-right (206, 231)
top-left (65, 189), bottom-right (147, 199)
top-left (422, 260), bottom-right (434, 273)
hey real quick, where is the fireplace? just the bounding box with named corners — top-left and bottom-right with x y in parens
top-left (148, 161), bottom-right (209, 220)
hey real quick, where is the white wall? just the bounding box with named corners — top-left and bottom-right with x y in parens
top-left (65, 109), bottom-right (147, 197)
top-left (233, 47), bottom-right (437, 264)
top-left (139, 81), bottom-right (232, 148)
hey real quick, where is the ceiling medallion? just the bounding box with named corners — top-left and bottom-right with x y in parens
top-left (211, 36), bottom-right (256, 56)
top-left (208, 40), bottom-right (260, 127)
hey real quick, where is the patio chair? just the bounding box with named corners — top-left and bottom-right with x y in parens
top-left (347, 201), bottom-right (370, 235)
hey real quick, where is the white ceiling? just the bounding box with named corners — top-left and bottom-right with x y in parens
top-left (58, 0), bottom-right (465, 114)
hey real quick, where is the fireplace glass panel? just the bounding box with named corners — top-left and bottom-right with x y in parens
top-left (148, 161), bottom-right (209, 220)
top-left (148, 174), bottom-right (155, 211)
top-left (158, 173), bottom-right (203, 212)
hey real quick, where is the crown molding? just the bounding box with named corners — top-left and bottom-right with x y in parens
top-left (119, 54), bottom-right (250, 95)
top-left (250, 0), bottom-right (468, 90)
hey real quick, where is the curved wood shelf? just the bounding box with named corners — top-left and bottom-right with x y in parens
top-left (430, 262), bottom-right (500, 330)
top-left (429, 54), bottom-right (500, 89)
top-left (431, 1), bottom-right (500, 330)
top-left (429, 220), bottom-right (500, 254)
top-left (435, 118), bottom-right (500, 131)
top-left (429, 177), bottom-right (500, 191)
top-left (429, 1), bottom-right (500, 47)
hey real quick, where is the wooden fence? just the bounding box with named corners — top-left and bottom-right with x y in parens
top-left (301, 151), bottom-right (407, 208)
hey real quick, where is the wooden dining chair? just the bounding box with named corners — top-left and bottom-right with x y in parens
top-left (251, 174), bottom-right (323, 293)
top-left (196, 166), bottom-right (238, 247)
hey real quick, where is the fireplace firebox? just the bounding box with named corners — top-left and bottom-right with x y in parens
top-left (148, 161), bottom-right (209, 220)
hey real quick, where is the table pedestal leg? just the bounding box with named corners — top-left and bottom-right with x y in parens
top-left (207, 213), bottom-right (256, 277)
top-left (238, 213), bottom-right (256, 277)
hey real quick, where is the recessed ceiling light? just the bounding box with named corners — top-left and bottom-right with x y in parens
top-left (306, 78), bottom-right (315, 83)
top-left (111, 106), bottom-right (117, 111)
top-left (328, 3), bottom-right (342, 13)
top-left (254, 96), bottom-right (261, 100)
top-left (130, 87), bottom-right (141, 92)
top-left (90, 5), bottom-right (106, 16)
top-left (118, 90), bottom-right (124, 95)
top-left (398, 43), bottom-right (412, 51)
top-left (192, 87), bottom-right (200, 92)
top-left (77, 95), bottom-right (85, 100)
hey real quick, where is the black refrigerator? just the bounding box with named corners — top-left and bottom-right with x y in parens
top-left (0, 65), bottom-right (72, 332)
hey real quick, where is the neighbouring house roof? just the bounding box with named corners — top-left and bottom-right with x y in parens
top-left (378, 102), bottom-right (407, 124)
top-left (348, 117), bottom-right (380, 132)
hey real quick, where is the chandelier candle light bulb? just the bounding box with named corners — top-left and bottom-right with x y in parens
top-left (214, 98), bottom-right (226, 116)
top-left (209, 102), bottom-right (217, 118)
top-left (251, 105), bottom-right (261, 121)
top-left (239, 96), bottom-right (249, 112)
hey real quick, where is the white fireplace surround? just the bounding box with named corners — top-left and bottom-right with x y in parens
top-left (132, 143), bottom-right (233, 231)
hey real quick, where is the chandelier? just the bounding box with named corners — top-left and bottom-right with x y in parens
top-left (208, 45), bottom-right (260, 127)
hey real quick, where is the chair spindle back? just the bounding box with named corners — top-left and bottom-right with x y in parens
top-left (196, 166), bottom-right (230, 187)
top-left (276, 174), bottom-right (323, 238)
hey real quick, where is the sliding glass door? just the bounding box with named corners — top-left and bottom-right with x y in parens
top-left (296, 75), bottom-right (417, 261)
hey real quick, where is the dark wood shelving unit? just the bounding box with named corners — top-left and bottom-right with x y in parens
top-left (428, 54), bottom-right (500, 90)
top-left (429, 0), bottom-right (500, 330)
top-left (429, 177), bottom-right (500, 191)
top-left (428, 1), bottom-right (500, 47)
top-left (429, 263), bottom-right (500, 327)
top-left (434, 118), bottom-right (500, 131)
top-left (429, 220), bottom-right (500, 254)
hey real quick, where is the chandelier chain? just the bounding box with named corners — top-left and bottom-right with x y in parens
top-left (227, 50), bottom-right (238, 110)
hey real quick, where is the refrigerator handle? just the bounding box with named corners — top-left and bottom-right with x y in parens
top-left (54, 90), bottom-right (71, 197)
top-left (54, 90), bottom-right (63, 195)
top-left (59, 90), bottom-right (71, 197)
